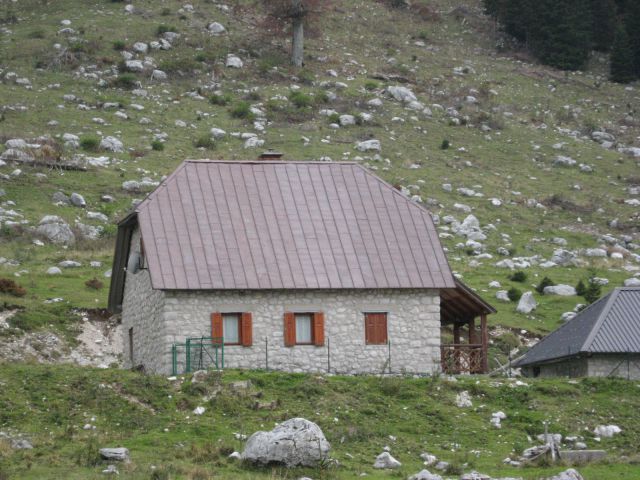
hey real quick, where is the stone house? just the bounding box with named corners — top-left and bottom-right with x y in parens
top-left (108, 160), bottom-right (494, 375)
top-left (515, 287), bottom-right (640, 380)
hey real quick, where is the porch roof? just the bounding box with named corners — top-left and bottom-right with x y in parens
top-left (440, 279), bottom-right (496, 325)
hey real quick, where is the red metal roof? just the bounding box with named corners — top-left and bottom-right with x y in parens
top-left (134, 160), bottom-right (456, 290)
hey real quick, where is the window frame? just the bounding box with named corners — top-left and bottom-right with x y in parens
top-left (364, 311), bottom-right (388, 345)
top-left (294, 312), bottom-right (315, 345)
top-left (221, 312), bottom-right (242, 346)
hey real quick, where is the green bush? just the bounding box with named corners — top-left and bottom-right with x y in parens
top-left (536, 276), bottom-right (556, 294)
top-left (209, 93), bottom-right (232, 106)
top-left (507, 287), bottom-right (522, 302)
top-left (79, 135), bottom-right (100, 152)
top-left (508, 271), bottom-right (527, 283)
top-left (112, 40), bottom-right (126, 51)
top-left (328, 112), bottom-right (340, 124)
top-left (289, 91), bottom-right (313, 108)
top-left (151, 140), bottom-right (164, 151)
top-left (158, 57), bottom-right (198, 73)
top-left (364, 80), bottom-right (379, 91)
top-left (113, 73), bottom-right (137, 89)
top-left (575, 279), bottom-right (587, 296)
top-left (194, 136), bottom-right (216, 150)
top-left (229, 101), bottom-right (254, 120)
top-left (440, 139), bottom-right (450, 150)
top-left (584, 277), bottom-right (602, 304)
top-left (156, 24), bottom-right (176, 36)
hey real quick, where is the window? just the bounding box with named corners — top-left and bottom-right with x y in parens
top-left (223, 313), bottom-right (241, 345)
top-left (295, 313), bottom-right (313, 344)
top-left (284, 312), bottom-right (325, 347)
top-left (365, 312), bottom-right (388, 345)
top-left (211, 312), bottom-right (252, 347)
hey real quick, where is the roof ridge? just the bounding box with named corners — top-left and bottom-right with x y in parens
top-left (581, 288), bottom-right (621, 352)
top-left (183, 159), bottom-right (359, 165)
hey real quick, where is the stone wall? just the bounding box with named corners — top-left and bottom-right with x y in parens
top-left (523, 357), bottom-right (588, 378)
top-left (121, 228), bottom-right (166, 370)
top-left (156, 289), bottom-right (441, 376)
top-left (588, 354), bottom-right (640, 380)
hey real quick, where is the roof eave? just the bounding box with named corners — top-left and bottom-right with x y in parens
top-left (107, 213), bottom-right (138, 313)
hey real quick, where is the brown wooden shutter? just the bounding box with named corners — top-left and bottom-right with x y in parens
top-left (379, 313), bottom-right (388, 344)
top-left (365, 313), bottom-right (373, 344)
top-left (241, 312), bottom-right (253, 347)
top-left (313, 312), bottom-right (325, 346)
top-left (211, 312), bottom-right (223, 342)
top-left (284, 312), bottom-right (296, 347)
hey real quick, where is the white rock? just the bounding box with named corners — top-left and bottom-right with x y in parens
top-left (387, 85), bottom-right (417, 103)
top-left (193, 406), bottom-right (205, 415)
top-left (547, 468), bottom-right (584, 480)
top-left (244, 137), bottom-right (264, 149)
top-left (100, 136), bottom-right (124, 152)
top-left (125, 60), bottom-right (145, 72)
top-left (241, 418), bottom-right (330, 467)
top-left (355, 139), bottom-right (381, 152)
top-left (456, 391), bottom-right (472, 408)
top-left (46, 267), bottom-right (62, 275)
top-left (543, 285), bottom-right (577, 296)
top-left (132, 42), bottom-right (148, 54)
top-left (409, 469), bottom-right (442, 480)
top-left (624, 278), bottom-right (640, 287)
top-left (339, 114), bottom-right (356, 126)
top-left (226, 55), bottom-right (243, 68)
top-left (496, 290), bottom-right (510, 302)
top-left (373, 451), bottom-right (401, 469)
top-left (516, 292), bottom-right (537, 314)
top-left (210, 128), bottom-right (226, 139)
top-left (151, 69), bottom-right (167, 81)
top-left (208, 22), bottom-right (226, 34)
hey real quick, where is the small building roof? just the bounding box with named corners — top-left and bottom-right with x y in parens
top-left (515, 287), bottom-right (640, 367)
top-left (109, 160), bottom-right (464, 311)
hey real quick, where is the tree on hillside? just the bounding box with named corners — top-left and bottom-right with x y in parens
top-left (610, 24), bottom-right (636, 83)
top-left (590, 0), bottom-right (617, 51)
top-left (261, 0), bottom-right (329, 67)
top-left (624, 0), bottom-right (640, 77)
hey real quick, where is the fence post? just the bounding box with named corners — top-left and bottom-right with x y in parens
top-left (171, 344), bottom-right (176, 376)
top-left (186, 338), bottom-right (191, 373)
top-left (327, 337), bottom-right (330, 373)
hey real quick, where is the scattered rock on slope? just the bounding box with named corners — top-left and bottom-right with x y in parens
top-left (241, 418), bottom-right (330, 467)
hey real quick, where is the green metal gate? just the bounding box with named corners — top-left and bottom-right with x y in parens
top-left (171, 337), bottom-right (224, 375)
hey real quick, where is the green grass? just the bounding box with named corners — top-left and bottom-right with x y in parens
top-left (0, 365), bottom-right (639, 479)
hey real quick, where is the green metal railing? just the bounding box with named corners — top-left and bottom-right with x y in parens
top-left (171, 337), bottom-right (224, 375)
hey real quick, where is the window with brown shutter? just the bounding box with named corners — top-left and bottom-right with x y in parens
top-left (364, 312), bottom-right (388, 345)
top-left (212, 312), bottom-right (252, 347)
top-left (283, 311), bottom-right (325, 346)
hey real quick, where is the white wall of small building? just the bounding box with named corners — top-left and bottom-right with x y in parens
top-left (121, 288), bottom-right (440, 375)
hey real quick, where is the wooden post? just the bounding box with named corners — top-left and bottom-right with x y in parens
top-left (468, 317), bottom-right (476, 344)
top-left (481, 314), bottom-right (488, 373)
top-left (453, 323), bottom-right (461, 344)
top-left (453, 323), bottom-right (461, 373)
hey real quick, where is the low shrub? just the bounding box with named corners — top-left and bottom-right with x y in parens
top-left (156, 24), bottom-right (177, 36)
top-left (112, 40), bottom-right (126, 51)
top-left (229, 101), bottom-right (254, 120)
top-left (79, 135), bottom-right (100, 152)
top-left (194, 136), bottom-right (216, 150)
top-left (508, 271), bottom-right (527, 283)
top-left (85, 278), bottom-right (104, 290)
top-left (575, 279), bottom-right (587, 296)
top-left (440, 139), bottom-right (450, 150)
top-left (0, 278), bottom-right (26, 297)
top-left (507, 287), bottom-right (522, 302)
top-left (151, 140), bottom-right (164, 151)
top-left (209, 93), bottom-right (232, 106)
top-left (289, 91), bottom-right (313, 108)
top-left (536, 276), bottom-right (556, 294)
top-left (112, 73), bottom-right (137, 89)
top-left (364, 80), bottom-right (379, 91)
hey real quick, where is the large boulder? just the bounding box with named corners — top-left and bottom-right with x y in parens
top-left (543, 285), bottom-right (577, 296)
top-left (355, 139), bottom-right (381, 152)
top-left (516, 292), bottom-right (537, 314)
top-left (35, 216), bottom-right (75, 245)
top-left (241, 418), bottom-right (330, 467)
top-left (409, 469), bottom-right (442, 480)
top-left (100, 136), bottom-right (124, 152)
top-left (373, 451), bottom-right (401, 469)
top-left (387, 85), bottom-right (417, 103)
top-left (99, 447), bottom-right (130, 462)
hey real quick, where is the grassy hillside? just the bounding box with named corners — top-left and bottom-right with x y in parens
top-left (1, 365), bottom-right (640, 479)
top-left (0, 1), bottom-right (639, 354)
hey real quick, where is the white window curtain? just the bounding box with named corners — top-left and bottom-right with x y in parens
top-left (295, 314), bottom-right (312, 343)
top-left (223, 313), bottom-right (240, 343)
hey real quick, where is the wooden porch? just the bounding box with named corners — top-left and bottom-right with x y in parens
top-left (440, 280), bottom-right (496, 374)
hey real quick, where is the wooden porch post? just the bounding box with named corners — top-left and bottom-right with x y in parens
top-left (453, 323), bottom-right (461, 344)
top-left (480, 314), bottom-right (488, 373)
top-left (453, 323), bottom-right (461, 373)
top-left (468, 317), bottom-right (476, 344)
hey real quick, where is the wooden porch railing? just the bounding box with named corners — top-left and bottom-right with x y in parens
top-left (440, 344), bottom-right (486, 374)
